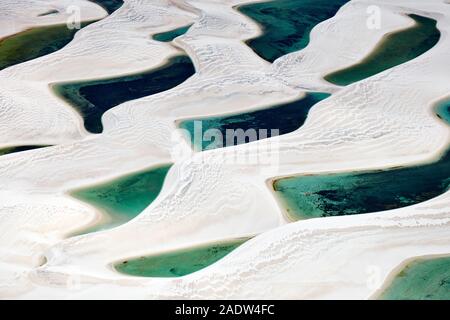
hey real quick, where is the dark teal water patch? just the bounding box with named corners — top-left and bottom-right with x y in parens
top-left (179, 92), bottom-right (330, 151)
top-left (325, 14), bottom-right (440, 86)
top-left (273, 99), bottom-right (450, 220)
top-left (37, 9), bottom-right (59, 17)
top-left (89, 0), bottom-right (124, 15)
top-left (0, 22), bottom-right (94, 71)
top-left (114, 238), bottom-right (249, 277)
top-left (379, 256), bottom-right (450, 300)
top-left (53, 55), bottom-right (195, 134)
top-left (238, 0), bottom-right (349, 62)
top-left (153, 25), bottom-right (192, 42)
top-left (0, 145), bottom-right (49, 157)
top-left (70, 164), bottom-right (172, 235)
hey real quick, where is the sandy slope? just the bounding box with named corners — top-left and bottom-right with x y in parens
top-left (0, 0), bottom-right (449, 299)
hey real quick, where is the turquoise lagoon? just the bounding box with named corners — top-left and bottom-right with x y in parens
top-left (153, 25), bottom-right (192, 42)
top-left (379, 256), bottom-right (450, 300)
top-left (114, 238), bottom-right (249, 277)
top-left (273, 99), bottom-right (450, 220)
top-left (238, 0), bottom-right (349, 62)
top-left (70, 165), bottom-right (171, 234)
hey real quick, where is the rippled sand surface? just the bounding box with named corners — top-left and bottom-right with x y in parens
top-left (0, 0), bottom-right (449, 299)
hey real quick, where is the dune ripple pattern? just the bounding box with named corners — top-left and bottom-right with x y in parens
top-left (0, 0), bottom-right (449, 300)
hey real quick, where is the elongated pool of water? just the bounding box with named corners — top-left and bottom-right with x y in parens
top-left (53, 55), bottom-right (195, 133)
top-left (325, 14), bottom-right (440, 86)
top-left (70, 164), bottom-right (171, 235)
top-left (179, 92), bottom-right (330, 151)
top-left (378, 256), bottom-right (450, 300)
top-left (114, 238), bottom-right (249, 277)
top-left (237, 0), bottom-right (349, 62)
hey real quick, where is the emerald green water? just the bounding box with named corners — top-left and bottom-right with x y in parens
top-left (114, 238), bottom-right (249, 277)
top-left (379, 257), bottom-right (450, 300)
top-left (273, 99), bottom-right (450, 220)
top-left (0, 22), bottom-right (92, 71)
top-left (325, 14), bottom-right (440, 86)
top-left (0, 145), bottom-right (48, 157)
top-left (53, 55), bottom-right (195, 133)
top-left (153, 25), bottom-right (192, 42)
top-left (70, 165), bottom-right (171, 234)
top-left (179, 92), bottom-right (330, 151)
top-left (238, 0), bottom-right (349, 62)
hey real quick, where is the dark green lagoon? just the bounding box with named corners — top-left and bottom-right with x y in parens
top-left (273, 99), bottom-right (450, 220)
top-left (179, 92), bottom-right (330, 151)
top-left (238, 0), bottom-right (349, 62)
top-left (114, 238), bottom-right (248, 277)
top-left (325, 14), bottom-right (440, 86)
top-left (0, 22), bottom-right (92, 71)
top-left (153, 25), bottom-right (192, 42)
top-left (0, 145), bottom-right (48, 157)
top-left (70, 164), bottom-right (171, 234)
top-left (379, 256), bottom-right (450, 300)
top-left (53, 55), bottom-right (195, 133)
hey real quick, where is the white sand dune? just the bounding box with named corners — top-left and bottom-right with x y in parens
top-left (0, 0), bottom-right (449, 299)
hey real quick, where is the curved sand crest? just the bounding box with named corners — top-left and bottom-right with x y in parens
top-left (0, 0), bottom-right (450, 298)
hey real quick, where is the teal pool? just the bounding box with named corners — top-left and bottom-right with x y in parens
top-left (153, 25), bottom-right (192, 42)
top-left (90, 0), bottom-right (124, 14)
top-left (114, 238), bottom-right (249, 277)
top-left (273, 99), bottom-right (450, 220)
top-left (378, 256), bottom-right (450, 300)
top-left (70, 164), bottom-right (172, 235)
top-left (53, 55), bottom-right (195, 133)
top-left (238, 0), bottom-right (349, 62)
top-left (325, 14), bottom-right (440, 86)
top-left (179, 92), bottom-right (330, 151)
